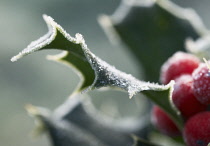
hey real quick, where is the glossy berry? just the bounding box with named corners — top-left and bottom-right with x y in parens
top-left (193, 62), bottom-right (210, 104)
top-left (172, 75), bottom-right (207, 120)
top-left (160, 52), bottom-right (200, 84)
top-left (151, 106), bottom-right (181, 137)
top-left (183, 112), bottom-right (210, 146)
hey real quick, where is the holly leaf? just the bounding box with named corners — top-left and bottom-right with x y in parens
top-left (25, 94), bottom-right (148, 146)
top-left (11, 15), bottom-right (183, 129)
top-left (99, 0), bottom-right (208, 82)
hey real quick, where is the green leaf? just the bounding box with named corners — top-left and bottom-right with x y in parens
top-left (99, 0), bottom-right (208, 82)
top-left (149, 130), bottom-right (185, 146)
top-left (132, 135), bottom-right (161, 146)
top-left (11, 15), bottom-right (183, 129)
top-left (25, 95), bottom-right (144, 146)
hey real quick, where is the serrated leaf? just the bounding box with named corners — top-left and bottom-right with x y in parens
top-left (26, 95), bottom-right (145, 146)
top-left (11, 15), bottom-right (183, 129)
top-left (99, 0), bottom-right (208, 82)
top-left (26, 103), bottom-right (110, 146)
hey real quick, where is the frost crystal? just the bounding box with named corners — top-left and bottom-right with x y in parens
top-left (11, 14), bottom-right (173, 98)
top-left (11, 14), bottom-right (181, 129)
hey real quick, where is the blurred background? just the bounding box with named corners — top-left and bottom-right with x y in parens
top-left (1, 0), bottom-right (210, 145)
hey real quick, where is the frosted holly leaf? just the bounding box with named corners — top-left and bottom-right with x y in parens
top-left (99, 0), bottom-right (208, 82)
top-left (11, 15), bottom-right (183, 129)
top-left (11, 16), bottom-right (95, 92)
top-left (25, 94), bottom-right (149, 146)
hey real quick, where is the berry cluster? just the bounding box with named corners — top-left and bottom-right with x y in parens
top-left (151, 52), bottom-right (210, 146)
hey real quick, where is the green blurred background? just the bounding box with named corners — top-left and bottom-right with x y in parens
top-left (1, 0), bottom-right (210, 145)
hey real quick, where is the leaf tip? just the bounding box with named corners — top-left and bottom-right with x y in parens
top-left (42, 14), bottom-right (48, 19)
top-left (25, 104), bottom-right (50, 136)
top-left (128, 92), bottom-right (136, 99)
top-left (11, 56), bottom-right (18, 62)
top-left (11, 53), bottom-right (23, 62)
top-left (167, 80), bottom-right (175, 96)
top-left (25, 104), bottom-right (50, 118)
top-left (42, 14), bottom-right (54, 24)
top-left (25, 104), bottom-right (40, 116)
top-left (25, 104), bottom-right (46, 134)
top-left (168, 80), bottom-right (175, 86)
top-left (75, 33), bottom-right (85, 44)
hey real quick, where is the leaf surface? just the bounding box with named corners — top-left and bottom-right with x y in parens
top-left (26, 95), bottom-right (146, 146)
top-left (12, 14), bottom-right (183, 129)
top-left (99, 0), bottom-right (207, 82)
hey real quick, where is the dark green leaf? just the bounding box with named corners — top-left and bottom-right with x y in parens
top-left (149, 130), bottom-right (185, 146)
top-left (26, 95), bottom-right (146, 146)
top-left (11, 14), bottom-right (183, 129)
top-left (99, 0), bottom-right (208, 82)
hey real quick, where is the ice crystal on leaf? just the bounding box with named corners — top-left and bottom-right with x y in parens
top-left (12, 14), bottom-right (182, 130)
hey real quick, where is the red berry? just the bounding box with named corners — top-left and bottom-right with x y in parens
top-left (193, 62), bottom-right (210, 105)
top-left (160, 52), bottom-right (200, 84)
top-left (151, 106), bottom-right (181, 137)
top-left (172, 75), bottom-right (207, 120)
top-left (183, 112), bottom-right (210, 146)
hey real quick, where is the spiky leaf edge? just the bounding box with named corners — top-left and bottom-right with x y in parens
top-left (98, 0), bottom-right (209, 45)
top-left (11, 15), bottom-right (183, 129)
